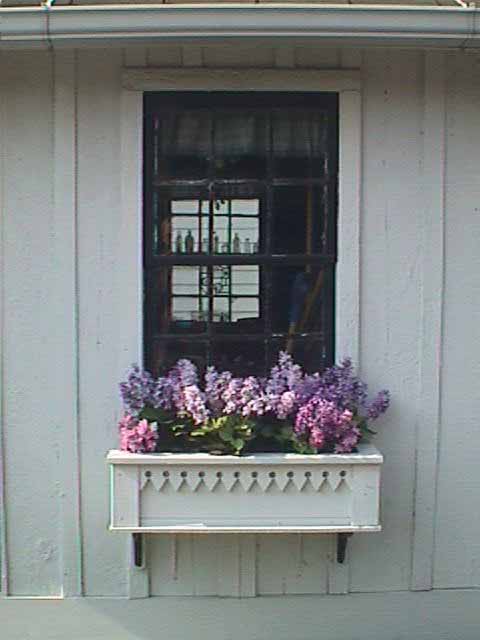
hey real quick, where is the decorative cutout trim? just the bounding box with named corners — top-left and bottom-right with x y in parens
top-left (141, 468), bottom-right (351, 494)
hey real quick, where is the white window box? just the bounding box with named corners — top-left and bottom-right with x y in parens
top-left (107, 443), bottom-right (382, 534)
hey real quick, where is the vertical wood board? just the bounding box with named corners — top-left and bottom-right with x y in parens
top-left (1, 51), bottom-right (61, 596)
top-left (76, 48), bottom-right (127, 597)
top-left (433, 52), bottom-right (480, 589)
top-left (350, 49), bottom-right (423, 593)
top-left (52, 49), bottom-right (84, 598)
top-left (0, 50), bottom-right (7, 596)
top-left (410, 51), bottom-right (446, 592)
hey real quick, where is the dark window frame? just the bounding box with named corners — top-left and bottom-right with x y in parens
top-left (143, 92), bottom-right (338, 376)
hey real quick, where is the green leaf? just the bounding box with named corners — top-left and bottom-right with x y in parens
top-left (232, 438), bottom-right (245, 453)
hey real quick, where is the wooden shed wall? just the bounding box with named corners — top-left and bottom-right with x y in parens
top-left (0, 44), bottom-right (479, 617)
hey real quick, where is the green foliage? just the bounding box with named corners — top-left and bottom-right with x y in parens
top-left (139, 406), bottom-right (195, 451)
top-left (190, 415), bottom-right (255, 455)
top-left (139, 407), bottom-right (313, 455)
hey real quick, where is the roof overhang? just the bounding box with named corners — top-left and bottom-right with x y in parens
top-left (1, 4), bottom-right (480, 49)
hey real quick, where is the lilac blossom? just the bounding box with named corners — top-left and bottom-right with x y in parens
top-left (120, 366), bottom-right (156, 415)
top-left (295, 397), bottom-right (358, 453)
top-left (151, 377), bottom-right (175, 411)
top-left (221, 377), bottom-right (244, 415)
top-left (118, 353), bottom-right (389, 454)
top-left (264, 352), bottom-right (304, 419)
top-left (240, 376), bottom-right (267, 417)
top-left (204, 366), bottom-right (233, 414)
top-left (367, 390), bottom-right (390, 420)
top-left (183, 385), bottom-right (210, 425)
top-left (119, 414), bottom-right (158, 453)
top-left (313, 358), bottom-right (368, 412)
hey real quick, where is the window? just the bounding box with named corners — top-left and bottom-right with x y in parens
top-left (144, 92), bottom-right (338, 376)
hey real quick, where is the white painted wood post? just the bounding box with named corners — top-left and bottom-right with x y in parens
top-left (119, 85), bottom-right (149, 598)
top-left (0, 50), bottom-right (8, 598)
top-left (330, 87), bottom-right (362, 595)
top-left (411, 51), bottom-right (446, 592)
top-left (53, 49), bottom-right (84, 598)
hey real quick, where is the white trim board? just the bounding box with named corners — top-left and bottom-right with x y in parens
top-left (122, 68), bottom-right (361, 93)
top-left (120, 67), bottom-right (362, 597)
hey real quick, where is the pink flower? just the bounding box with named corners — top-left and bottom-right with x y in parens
top-left (119, 414), bottom-right (158, 453)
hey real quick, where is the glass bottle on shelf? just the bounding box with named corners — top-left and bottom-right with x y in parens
top-left (243, 237), bottom-right (251, 254)
top-left (185, 230), bottom-right (194, 254)
top-left (214, 233), bottom-right (220, 253)
top-left (233, 233), bottom-right (241, 253)
top-left (175, 231), bottom-right (183, 254)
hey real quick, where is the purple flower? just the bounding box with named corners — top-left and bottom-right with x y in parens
top-left (117, 353), bottom-right (389, 454)
top-left (151, 377), bottom-right (175, 411)
top-left (240, 376), bottom-right (267, 417)
top-left (204, 366), bottom-right (233, 415)
top-left (221, 378), bottom-right (244, 415)
top-left (367, 390), bottom-right (390, 420)
top-left (119, 366), bottom-right (156, 415)
top-left (183, 385), bottom-right (210, 425)
top-left (295, 396), bottom-right (358, 453)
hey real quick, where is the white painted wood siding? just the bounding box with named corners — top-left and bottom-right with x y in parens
top-left (0, 45), bottom-right (479, 604)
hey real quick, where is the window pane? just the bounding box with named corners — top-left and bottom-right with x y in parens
top-left (270, 265), bottom-right (334, 334)
top-left (231, 265), bottom-right (260, 295)
top-left (211, 340), bottom-right (266, 377)
top-left (269, 338), bottom-right (330, 374)
top-left (170, 201), bottom-right (210, 255)
top-left (151, 191), bottom-right (262, 257)
top-left (214, 110), bottom-right (267, 178)
top-left (144, 94), bottom-right (338, 381)
top-left (148, 265), bottom-right (262, 336)
top-left (146, 267), bottom-right (207, 335)
top-left (212, 202), bottom-right (261, 255)
top-left (157, 110), bottom-right (211, 179)
top-left (272, 109), bottom-right (331, 178)
top-left (272, 185), bottom-right (334, 256)
top-left (150, 339), bottom-right (208, 376)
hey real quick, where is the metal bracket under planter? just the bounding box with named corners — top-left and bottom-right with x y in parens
top-left (132, 528), bottom-right (353, 567)
top-left (108, 444), bottom-right (382, 567)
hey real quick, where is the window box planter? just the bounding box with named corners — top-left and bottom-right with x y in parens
top-left (107, 443), bottom-right (382, 534)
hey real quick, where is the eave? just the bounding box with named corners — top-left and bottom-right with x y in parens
top-left (1, 4), bottom-right (480, 49)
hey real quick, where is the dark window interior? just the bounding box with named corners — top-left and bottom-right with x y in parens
top-left (144, 92), bottom-right (338, 377)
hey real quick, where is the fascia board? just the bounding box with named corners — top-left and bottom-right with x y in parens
top-left (0, 5), bottom-right (479, 48)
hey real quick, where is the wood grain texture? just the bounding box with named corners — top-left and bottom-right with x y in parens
top-left (146, 45), bottom-right (183, 68)
top-left (123, 47), bottom-right (148, 68)
top-left (53, 50), bottom-right (83, 597)
top-left (410, 51), bottom-right (446, 592)
top-left (122, 68), bottom-right (361, 92)
top-left (0, 51), bottom-right (7, 597)
top-left (2, 51), bottom-right (62, 596)
top-left (295, 47), bottom-right (341, 69)
top-left (76, 48), bottom-right (127, 597)
top-left (350, 49), bottom-right (423, 593)
top-left (201, 45), bottom-right (274, 68)
top-left (433, 51), bottom-right (480, 589)
top-left (119, 87), bottom-right (147, 598)
top-left (257, 534), bottom-right (329, 595)
top-left (2, 44), bottom-right (479, 607)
